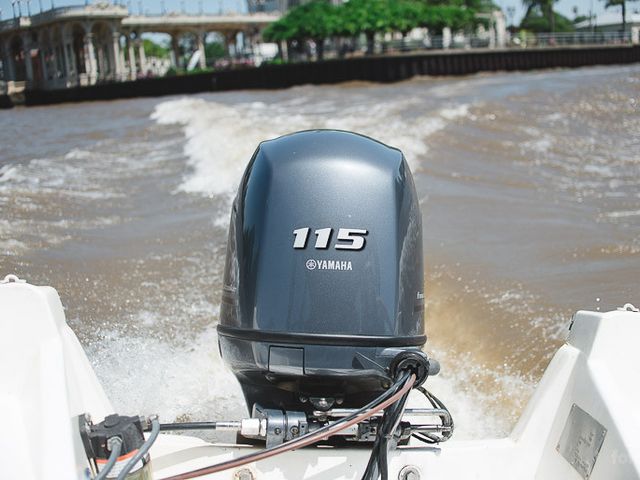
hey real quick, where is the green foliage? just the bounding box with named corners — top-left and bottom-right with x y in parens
top-left (520, 9), bottom-right (576, 32)
top-left (205, 41), bottom-right (226, 60)
top-left (264, 0), bottom-right (342, 41)
top-left (261, 58), bottom-right (288, 65)
top-left (340, 0), bottom-right (392, 35)
top-left (420, 5), bottom-right (477, 31)
top-left (142, 39), bottom-right (169, 59)
top-left (521, 0), bottom-right (559, 31)
top-left (187, 67), bottom-right (214, 74)
top-left (163, 66), bottom-right (213, 77)
top-left (429, 0), bottom-right (498, 13)
top-left (387, 0), bottom-right (423, 35)
top-left (264, 0), bottom-right (479, 44)
top-left (263, 19), bottom-right (294, 43)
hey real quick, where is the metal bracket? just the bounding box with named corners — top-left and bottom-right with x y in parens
top-left (252, 405), bottom-right (309, 448)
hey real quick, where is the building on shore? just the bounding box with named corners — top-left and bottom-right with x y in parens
top-left (247, 0), bottom-right (288, 14)
top-left (0, 3), bottom-right (277, 92)
top-left (575, 12), bottom-right (640, 33)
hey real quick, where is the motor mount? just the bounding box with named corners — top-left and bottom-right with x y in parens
top-left (218, 130), bottom-right (426, 413)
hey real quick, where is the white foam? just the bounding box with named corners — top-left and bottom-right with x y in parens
top-left (0, 238), bottom-right (29, 256)
top-left (425, 348), bottom-right (535, 439)
top-left (152, 98), bottom-right (275, 196)
top-left (486, 287), bottom-right (569, 343)
top-left (64, 148), bottom-right (94, 160)
top-left (88, 321), bottom-right (528, 439)
top-left (87, 326), bottom-right (247, 422)
top-left (521, 136), bottom-right (553, 155)
top-left (0, 164), bottom-right (21, 184)
top-left (440, 104), bottom-right (470, 120)
top-left (151, 96), bottom-right (473, 197)
top-left (584, 164), bottom-right (614, 177)
top-left (543, 112), bottom-right (568, 124)
top-left (606, 209), bottom-right (640, 219)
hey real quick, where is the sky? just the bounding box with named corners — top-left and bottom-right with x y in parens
top-left (0, 0), bottom-right (632, 28)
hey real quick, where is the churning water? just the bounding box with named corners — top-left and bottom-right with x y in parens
top-left (1, 64), bottom-right (639, 439)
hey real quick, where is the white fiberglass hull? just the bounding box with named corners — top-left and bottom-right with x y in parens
top-left (1, 276), bottom-right (639, 479)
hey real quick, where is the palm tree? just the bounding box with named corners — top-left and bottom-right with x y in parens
top-left (602, 0), bottom-right (635, 32)
top-left (522, 0), bottom-right (558, 31)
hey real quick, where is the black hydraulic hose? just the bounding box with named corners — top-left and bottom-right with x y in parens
top-left (362, 372), bottom-right (416, 480)
top-left (417, 386), bottom-right (454, 441)
top-left (410, 386), bottom-right (454, 445)
top-left (116, 417), bottom-right (161, 480)
top-left (95, 437), bottom-right (122, 480)
top-left (361, 377), bottom-right (412, 480)
top-left (160, 371), bottom-right (415, 480)
top-left (160, 422), bottom-right (219, 431)
top-left (379, 388), bottom-right (411, 480)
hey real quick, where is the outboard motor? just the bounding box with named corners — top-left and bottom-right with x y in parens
top-left (218, 130), bottom-right (426, 414)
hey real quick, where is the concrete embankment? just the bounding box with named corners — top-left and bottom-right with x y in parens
top-left (20, 45), bottom-right (640, 107)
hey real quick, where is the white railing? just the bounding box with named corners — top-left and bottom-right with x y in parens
top-left (514, 31), bottom-right (631, 47)
top-left (284, 30), bottom-right (636, 63)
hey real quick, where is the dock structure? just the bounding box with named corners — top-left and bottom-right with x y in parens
top-left (0, 3), bottom-right (277, 92)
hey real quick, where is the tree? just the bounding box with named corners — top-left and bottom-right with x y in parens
top-left (205, 41), bottom-right (226, 61)
top-left (264, 0), bottom-right (479, 59)
top-left (290, 0), bottom-right (342, 60)
top-left (602, 0), bottom-right (639, 32)
top-left (522, 0), bottom-right (559, 31)
top-left (388, 0), bottom-right (421, 37)
top-left (263, 0), bottom-right (341, 60)
top-left (520, 8), bottom-right (575, 32)
top-left (429, 0), bottom-right (498, 13)
top-left (143, 39), bottom-right (169, 58)
top-left (421, 5), bottom-right (477, 31)
top-left (263, 13), bottom-right (296, 60)
top-left (341, 0), bottom-right (394, 54)
top-left (263, 17), bottom-right (291, 43)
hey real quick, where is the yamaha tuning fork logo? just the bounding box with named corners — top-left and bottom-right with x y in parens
top-left (295, 227), bottom-right (366, 272)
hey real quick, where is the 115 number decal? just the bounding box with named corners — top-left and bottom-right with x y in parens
top-left (293, 227), bottom-right (368, 251)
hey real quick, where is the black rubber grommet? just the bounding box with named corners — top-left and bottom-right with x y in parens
top-left (389, 351), bottom-right (431, 387)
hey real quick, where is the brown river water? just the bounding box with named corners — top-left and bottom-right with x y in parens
top-left (1, 64), bottom-right (639, 439)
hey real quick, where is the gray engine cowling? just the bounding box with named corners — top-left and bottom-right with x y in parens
top-left (217, 130), bottom-right (425, 413)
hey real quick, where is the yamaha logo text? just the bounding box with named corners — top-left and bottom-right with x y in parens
top-left (306, 259), bottom-right (353, 271)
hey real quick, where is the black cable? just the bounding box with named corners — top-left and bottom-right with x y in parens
top-left (421, 387), bottom-right (453, 440)
top-left (363, 375), bottom-right (453, 479)
top-left (159, 422), bottom-right (219, 431)
top-left (411, 432), bottom-right (439, 444)
top-left (116, 417), bottom-right (160, 480)
top-left (416, 386), bottom-right (438, 408)
top-left (95, 437), bottom-right (122, 480)
top-left (414, 386), bottom-right (454, 443)
top-left (378, 388), bottom-right (411, 480)
top-left (362, 437), bottom-right (380, 480)
top-left (362, 392), bottom-right (404, 480)
top-left (361, 374), bottom-right (414, 480)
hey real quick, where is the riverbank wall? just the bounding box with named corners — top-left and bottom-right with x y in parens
top-left (0, 95), bottom-right (12, 109)
top-left (16, 45), bottom-right (640, 107)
